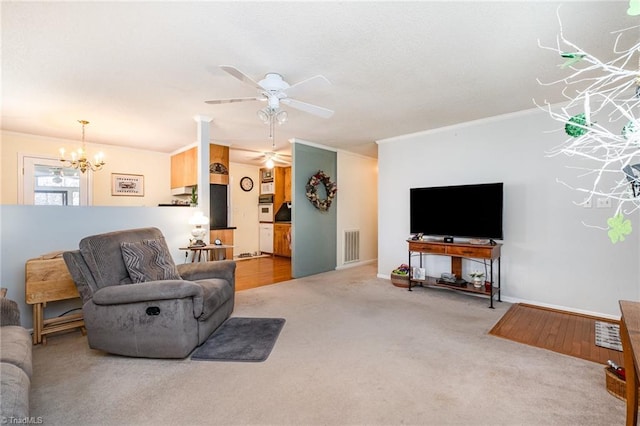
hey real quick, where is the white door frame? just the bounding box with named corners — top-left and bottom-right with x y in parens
top-left (18, 153), bottom-right (92, 205)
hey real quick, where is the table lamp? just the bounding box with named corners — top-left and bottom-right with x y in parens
top-left (188, 211), bottom-right (209, 247)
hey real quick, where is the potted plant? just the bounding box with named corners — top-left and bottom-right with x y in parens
top-left (390, 264), bottom-right (410, 288)
top-left (469, 271), bottom-right (485, 288)
top-left (190, 185), bottom-right (198, 207)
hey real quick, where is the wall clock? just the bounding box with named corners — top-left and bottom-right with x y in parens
top-left (240, 176), bottom-right (254, 192)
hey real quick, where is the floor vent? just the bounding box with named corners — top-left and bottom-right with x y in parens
top-left (344, 229), bottom-right (360, 263)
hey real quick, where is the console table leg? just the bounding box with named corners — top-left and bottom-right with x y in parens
top-left (489, 262), bottom-right (495, 309)
top-left (407, 253), bottom-right (412, 291)
top-left (497, 257), bottom-right (502, 302)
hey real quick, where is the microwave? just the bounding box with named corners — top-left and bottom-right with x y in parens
top-left (261, 168), bottom-right (274, 183)
top-left (260, 181), bottom-right (275, 195)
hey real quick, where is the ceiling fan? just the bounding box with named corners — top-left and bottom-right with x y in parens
top-left (205, 66), bottom-right (334, 119)
top-left (232, 147), bottom-right (292, 168)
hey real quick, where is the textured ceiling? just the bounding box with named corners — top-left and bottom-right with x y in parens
top-left (1, 1), bottom-right (636, 165)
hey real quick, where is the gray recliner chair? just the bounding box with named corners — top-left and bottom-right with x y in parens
top-left (63, 227), bottom-right (235, 358)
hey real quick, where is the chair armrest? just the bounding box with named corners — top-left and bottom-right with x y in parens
top-left (0, 298), bottom-right (21, 326)
top-left (177, 260), bottom-right (236, 286)
top-left (92, 280), bottom-right (203, 305)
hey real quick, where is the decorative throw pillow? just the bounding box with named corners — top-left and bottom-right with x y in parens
top-left (121, 238), bottom-right (182, 283)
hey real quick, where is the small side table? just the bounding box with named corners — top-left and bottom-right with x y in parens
top-left (179, 244), bottom-right (234, 262)
top-left (25, 255), bottom-right (86, 345)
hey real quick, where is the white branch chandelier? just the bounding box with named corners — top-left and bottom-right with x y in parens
top-left (536, 6), bottom-right (639, 243)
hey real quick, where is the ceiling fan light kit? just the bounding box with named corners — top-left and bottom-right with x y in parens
top-left (265, 158), bottom-right (275, 169)
top-left (205, 65), bottom-right (333, 167)
top-left (205, 65), bottom-right (333, 124)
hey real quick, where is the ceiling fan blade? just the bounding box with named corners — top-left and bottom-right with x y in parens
top-left (281, 98), bottom-right (334, 119)
top-left (205, 97), bottom-right (262, 105)
top-left (220, 65), bottom-right (263, 90)
top-left (284, 75), bottom-right (331, 97)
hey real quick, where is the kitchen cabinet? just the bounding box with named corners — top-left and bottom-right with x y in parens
top-left (274, 223), bottom-right (291, 257)
top-left (171, 147), bottom-right (197, 189)
top-left (259, 223), bottom-right (274, 254)
top-left (170, 144), bottom-right (229, 189)
top-left (209, 144), bottom-right (229, 185)
top-left (284, 167), bottom-right (292, 201)
top-left (260, 166), bottom-right (291, 207)
top-left (209, 229), bottom-right (234, 260)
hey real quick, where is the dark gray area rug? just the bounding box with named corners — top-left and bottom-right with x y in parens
top-left (191, 317), bottom-right (285, 362)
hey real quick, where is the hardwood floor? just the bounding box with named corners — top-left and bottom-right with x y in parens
top-left (490, 303), bottom-right (623, 365)
top-left (234, 256), bottom-right (292, 291)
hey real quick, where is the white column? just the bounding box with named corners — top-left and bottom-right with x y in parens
top-left (194, 115), bottom-right (212, 243)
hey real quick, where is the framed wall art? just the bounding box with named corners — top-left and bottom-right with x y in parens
top-left (111, 173), bottom-right (144, 196)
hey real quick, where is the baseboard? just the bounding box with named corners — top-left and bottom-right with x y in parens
top-left (336, 259), bottom-right (376, 270)
top-left (233, 254), bottom-right (271, 262)
top-left (500, 295), bottom-right (620, 321)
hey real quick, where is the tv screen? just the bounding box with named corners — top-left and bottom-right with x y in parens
top-left (410, 182), bottom-right (503, 240)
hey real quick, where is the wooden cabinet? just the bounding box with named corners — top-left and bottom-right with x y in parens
top-left (170, 144), bottom-right (229, 189)
top-left (171, 147), bottom-right (197, 188)
top-left (209, 144), bottom-right (229, 185)
top-left (258, 166), bottom-right (292, 256)
top-left (407, 240), bottom-right (502, 308)
top-left (274, 223), bottom-right (292, 257)
top-left (260, 166), bottom-right (291, 207)
top-left (210, 229), bottom-right (234, 260)
top-left (283, 167), bottom-right (292, 201)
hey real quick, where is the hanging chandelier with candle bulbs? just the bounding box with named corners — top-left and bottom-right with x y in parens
top-left (59, 120), bottom-right (105, 173)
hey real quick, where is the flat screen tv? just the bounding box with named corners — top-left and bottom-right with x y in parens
top-left (410, 182), bottom-right (503, 240)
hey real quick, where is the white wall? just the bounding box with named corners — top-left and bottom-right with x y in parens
top-left (0, 205), bottom-right (196, 329)
top-left (377, 109), bottom-right (639, 318)
top-left (337, 150), bottom-right (378, 267)
top-left (1, 130), bottom-right (172, 206)
top-left (228, 162), bottom-right (261, 257)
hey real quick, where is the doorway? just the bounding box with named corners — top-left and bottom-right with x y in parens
top-left (19, 155), bottom-right (91, 205)
top-left (234, 256), bottom-right (292, 291)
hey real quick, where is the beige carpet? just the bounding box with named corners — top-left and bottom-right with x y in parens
top-left (31, 263), bottom-right (625, 425)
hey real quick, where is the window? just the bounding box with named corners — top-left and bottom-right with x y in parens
top-left (34, 190), bottom-right (69, 206)
top-left (20, 155), bottom-right (91, 205)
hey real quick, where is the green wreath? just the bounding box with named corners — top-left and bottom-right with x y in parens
top-left (305, 170), bottom-right (337, 211)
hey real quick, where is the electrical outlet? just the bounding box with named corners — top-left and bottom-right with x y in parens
top-left (596, 197), bottom-right (612, 208)
top-left (583, 199), bottom-right (592, 208)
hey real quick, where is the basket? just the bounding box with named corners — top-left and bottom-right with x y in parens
top-left (604, 367), bottom-right (640, 405)
top-left (390, 273), bottom-right (410, 288)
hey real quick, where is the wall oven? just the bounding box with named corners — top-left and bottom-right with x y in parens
top-left (258, 194), bottom-right (274, 222)
top-left (258, 203), bottom-right (274, 222)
